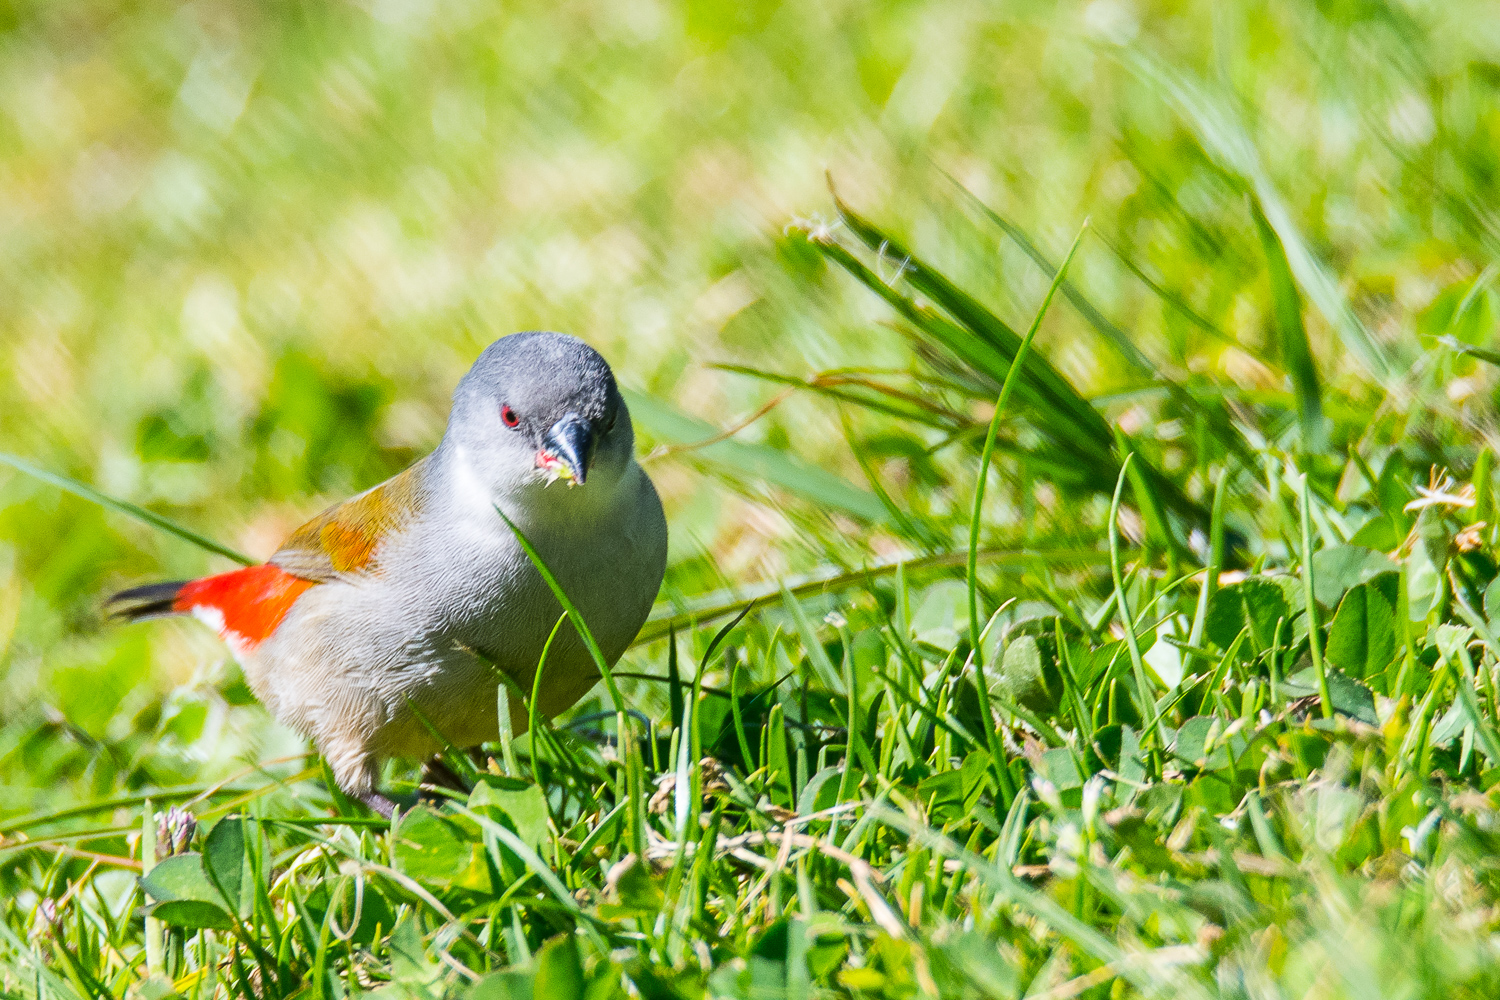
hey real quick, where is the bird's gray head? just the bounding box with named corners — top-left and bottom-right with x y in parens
top-left (444, 332), bottom-right (633, 497)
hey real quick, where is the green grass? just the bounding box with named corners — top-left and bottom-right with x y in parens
top-left (8, 1), bottom-right (1500, 997)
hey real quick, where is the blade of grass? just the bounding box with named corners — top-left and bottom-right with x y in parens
top-left (1439, 593), bottom-right (1500, 764)
top-left (836, 618), bottom-right (879, 779)
top-left (729, 660), bottom-right (755, 771)
top-left (1055, 618), bottom-right (1094, 743)
top-left (494, 505), bottom-right (643, 857)
top-left (780, 580), bottom-right (844, 694)
top-left (968, 220), bottom-right (1087, 802)
top-left (1114, 425), bottom-right (1183, 576)
top-left (495, 681), bottom-right (519, 777)
top-left (495, 507), bottom-right (621, 711)
top-left (840, 407), bottom-right (946, 549)
top-left (0, 774), bottom-right (305, 836)
top-left (667, 625), bottom-right (684, 741)
top-left (1110, 455), bottom-right (1169, 757)
top-left (1250, 197), bottom-right (1326, 452)
top-left (0, 922), bottom-right (89, 1000)
top-left (871, 805), bottom-right (1132, 975)
top-left (635, 545), bottom-right (1122, 646)
top-left (1438, 335), bottom-right (1500, 369)
top-left (945, 185), bottom-right (1154, 375)
top-left (701, 600), bottom-right (757, 667)
top-left (820, 199), bottom-right (1112, 457)
top-left (1297, 470), bottom-right (1333, 719)
top-left (141, 798), bottom-right (164, 978)
top-left (970, 220), bottom-right (1090, 662)
top-left (716, 364), bottom-right (963, 428)
top-left (528, 612), bottom-right (569, 788)
top-left (939, 180), bottom-right (1260, 472)
top-left (1185, 469), bottom-right (1230, 676)
top-left (0, 452), bottom-right (253, 565)
top-left (624, 389), bottom-right (890, 524)
top-left (807, 206), bottom-right (1220, 531)
top-left (1092, 229), bottom-right (1234, 344)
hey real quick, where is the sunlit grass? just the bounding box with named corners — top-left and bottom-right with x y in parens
top-left (8, 1), bottom-right (1500, 997)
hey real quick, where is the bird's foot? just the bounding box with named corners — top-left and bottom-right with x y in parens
top-left (417, 756), bottom-right (471, 804)
top-left (358, 791), bottom-right (397, 819)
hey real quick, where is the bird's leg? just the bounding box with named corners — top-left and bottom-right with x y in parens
top-left (418, 755), bottom-right (470, 798)
top-left (359, 791), bottom-right (397, 819)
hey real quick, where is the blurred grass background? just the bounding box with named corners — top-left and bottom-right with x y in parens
top-left (5, 0), bottom-right (1500, 812)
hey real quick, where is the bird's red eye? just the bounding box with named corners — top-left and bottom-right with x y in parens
top-left (501, 405), bottom-right (519, 428)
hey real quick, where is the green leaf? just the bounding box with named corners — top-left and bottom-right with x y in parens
top-left (1185, 773), bottom-right (1238, 815)
top-left (1484, 573), bottom-right (1500, 624)
top-left (797, 766), bottom-right (843, 816)
top-left (1068, 638), bottom-right (1120, 690)
top-left (300, 878), bottom-right (395, 950)
top-left (1038, 747), bottom-right (1083, 790)
top-left (917, 751), bottom-right (990, 822)
top-left (1282, 667), bottom-right (1378, 724)
top-left (1375, 454), bottom-right (1415, 523)
top-left (751, 919), bottom-right (791, 961)
top-left (147, 900), bottom-right (234, 932)
top-left (1429, 701), bottom-right (1468, 748)
top-left (469, 778), bottom-right (550, 853)
top-left (610, 855), bottom-right (664, 912)
top-left (1171, 716), bottom-right (1230, 771)
top-left (393, 809), bottom-right (491, 891)
top-left (1091, 724), bottom-right (1125, 771)
top-left (1349, 515), bottom-right (1404, 552)
top-left (138, 853), bottom-right (237, 929)
top-left (138, 854), bottom-right (220, 906)
top-left (468, 971), bottom-right (535, 1000)
top-left (202, 815), bottom-right (246, 914)
top-left (765, 702), bottom-right (794, 807)
top-left (1110, 810), bottom-right (1175, 871)
top-left (1407, 511), bottom-right (1448, 618)
top-left (389, 913), bottom-right (444, 987)
top-left (1428, 626), bottom-right (1476, 665)
top-left (1312, 546), bottom-right (1398, 609)
top-left (998, 634), bottom-right (1058, 714)
top-left (534, 935), bottom-right (585, 998)
top-left (1325, 583), bottom-right (1397, 679)
top-left (807, 936), bottom-right (850, 981)
top-left (1206, 579), bottom-right (1289, 652)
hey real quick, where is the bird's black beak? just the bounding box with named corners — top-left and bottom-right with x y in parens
top-left (542, 413), bottom-right (595, 485)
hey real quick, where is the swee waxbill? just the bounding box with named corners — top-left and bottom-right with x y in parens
top-left (109, 332), bottom-right (668, 816)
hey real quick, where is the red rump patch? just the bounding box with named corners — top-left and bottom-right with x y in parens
top-left (174, 564), bottom-right (315, 649)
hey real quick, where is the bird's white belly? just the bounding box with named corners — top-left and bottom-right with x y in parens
top-left (251, 463), bottom-right (666, 763)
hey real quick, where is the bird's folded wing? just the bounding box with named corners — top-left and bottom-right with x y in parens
top-left (270, 460), bottom-right (428, 583)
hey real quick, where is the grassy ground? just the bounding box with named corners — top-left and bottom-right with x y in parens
top-left (7, 1), bottom-right (1500, 997)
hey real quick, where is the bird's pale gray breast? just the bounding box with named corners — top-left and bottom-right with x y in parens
top-left (421, 460), bottom-right (666, 680)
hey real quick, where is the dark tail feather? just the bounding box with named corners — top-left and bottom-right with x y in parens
top-left (107, 581), bottom-right (189, 622)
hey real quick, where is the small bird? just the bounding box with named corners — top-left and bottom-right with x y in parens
top-left (109, 332), bottom-right (668, 816)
